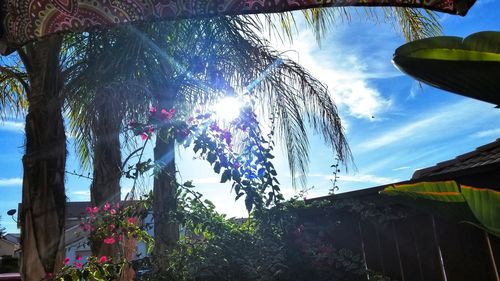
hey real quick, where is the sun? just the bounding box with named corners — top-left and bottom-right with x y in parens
top-left (212, 96), bottom-right (242, 121)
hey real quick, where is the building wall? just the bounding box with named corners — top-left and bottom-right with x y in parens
top-left (0, 240), bottom-right (17, 257)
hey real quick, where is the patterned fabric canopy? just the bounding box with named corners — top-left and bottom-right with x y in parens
top-left (0, 0), bottom-right (476, 54)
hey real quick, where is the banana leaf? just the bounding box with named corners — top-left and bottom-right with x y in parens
top-left (381, 181), bottom-right (500, 236)
top-left (393, 31), bottom-right (500, 106)
top-left (0, 0), bottom-right (476, 54)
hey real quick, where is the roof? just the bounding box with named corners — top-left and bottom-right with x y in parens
top-left (412, 138), bottom-right (500, 180)
top-left (1, 234), bottom-right (19, 244)
top-left (309, 139), bottom-right (500, 202)
top-left (66, 202), bottom-right (93, 219)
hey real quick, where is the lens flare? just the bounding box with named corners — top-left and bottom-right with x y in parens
top-left (213, 97), bottom-right (242, 121)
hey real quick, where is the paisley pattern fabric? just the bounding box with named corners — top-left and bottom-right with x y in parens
top-left (0, 0), bottom-right (475, 53)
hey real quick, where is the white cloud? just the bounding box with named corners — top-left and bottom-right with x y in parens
top-left (328, 173), bottom-right (400, 185)
top-left (309, 172), bottom-right (399, 185)
top-left (267, 25), bottom-right (393, 120)
top-left (471, 128), bottom-right (500, 139)
top-left (392, 166), bottom-right (411, 171)
top-left (408, 81), bottom-right (422, 100)
top-left (333, 80), bottom-right (392, 119)
top-left (357, 99), bottom-right (500, 152)
top-left (358, 115), bottom-right (439, 151)
top-left (0, 120), bottom-right (24, 133)
top-left (0, 177), bottom-right (22, 186)
top-left (71, 191), bottom-right (90, 196)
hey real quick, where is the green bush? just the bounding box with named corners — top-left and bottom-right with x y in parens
top-left (136, 190), bottom-right (382, 281)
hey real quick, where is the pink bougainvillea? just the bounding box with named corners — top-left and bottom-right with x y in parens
top-left (103, 236), bottom-right (116, 245)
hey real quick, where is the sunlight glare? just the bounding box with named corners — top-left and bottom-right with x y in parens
top-left (213, 97), bottom-right (242, 121)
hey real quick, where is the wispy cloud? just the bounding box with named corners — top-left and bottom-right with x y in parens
top-left (392, 166), bottom-right (411, 171)
top-left (310, 172), bottom-right (400, 185)
top-left (357, 99), bottom-right (500, 152)
top-left (335, 174), bottom-right (401, 185)
top-left (407, 82), bottom-right (423, 100)
top-left (0, 177), bottom-right (22, 186)
top-left (471, 128), bottom-right (500, 139)
top-left (71, 191), bottom-right (90, 196)
top-left (0, 120), bottom-right (24, 133)
top-left (268, 24), bottom-right (394, 120)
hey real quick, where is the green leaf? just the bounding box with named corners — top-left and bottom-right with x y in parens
top-left (213, 161), bottom-right (221, 173)
top-left (235, 192), bottom-right (245, 201)
top-left (461, 185), bottom-right (500, 236)
top-left (193, 142), bottom-right (201, 153)
top-left (245, 194), bottom-right (253, 213)
top-left (382, 181), bottom-right (500, 236)
top-left (183, 180), bottom-right (195, 188)
top-left (220, 169), bottom-right (231, 183)
top-left (232, 169), bottom-right (241, 182)
top-left (207, 151), bottom-right (217, 164)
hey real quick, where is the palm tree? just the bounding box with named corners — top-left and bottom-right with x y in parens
top-left (0, 6), bottom-right (442, 280)
top-left (63, 6), bottom-right (441, 263)
top-left (18, 36), bottom-right (67, 281)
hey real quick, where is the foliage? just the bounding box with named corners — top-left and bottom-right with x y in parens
top-left (47, 201), bottom-right (154, 281)
top-left (63, 16), bottom-right (352, 189)
top-left (133, 190), bottom-right (391, 281)
top-left (129, 104), bottom-right (282, 212)
top-left (49, 256), bottom-right (124, 281)
top-left (0, 55), bottom-right (28, 118)
top-left (382, 181), bottom-right (500, 236)
top-left (79, 201), bottom-right (154, 254)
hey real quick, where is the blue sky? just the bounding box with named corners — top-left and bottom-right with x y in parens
top-left (1, 2), bottom-right (500, 233)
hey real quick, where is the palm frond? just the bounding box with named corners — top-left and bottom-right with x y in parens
top-left (257, 6), bottom-right (441, 45)
top-left (0, 55), bottom-right (29, 118)
top-left (63, 16), bottom-right (352, 189)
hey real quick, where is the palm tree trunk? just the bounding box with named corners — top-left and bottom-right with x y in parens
top-left (20, 36), bottom-right (66, 281)
top-left (90, 91), bottom-right (122, 258)
top-left (152, 90), bottom-right (179, 267)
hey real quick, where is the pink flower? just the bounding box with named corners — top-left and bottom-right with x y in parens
top-left (149, 106), bottom-right (157, 114)
top-left (99, 256), bottom-right (107, 263)
top-left (85, 207), bottom-right (92, 214)
top-left (127, 217), bottom-right (137, 225)
top-left (108, 224), bottom-right (115, 231)
top-left (161, 108), bottom-right (175, 120)
top-left (45, 272), bottom-right (53, 280)
top-left (103, 203), bottom-right (110, 211)
top-left (103, 237), bottom-right (116, 245)
top-left (75, 262), bottom-right (82, 269)
top-left (110, 209), bottom-right (117, 215)
top-left (141, 132), bottom-right (148, 141)
top-left (76, 255), bottom-right (82, 261)
top-left (146, 125), bottom-right (154, 133)
top-left (64, 257), bottom-right (70, 265)
top-left (118, 234), bottom-right (123, 241)
top-left (92, 207), bottom-right (99, 214)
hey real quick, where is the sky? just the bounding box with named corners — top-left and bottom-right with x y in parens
top-left (1, 2), bottom-right (500, 233)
